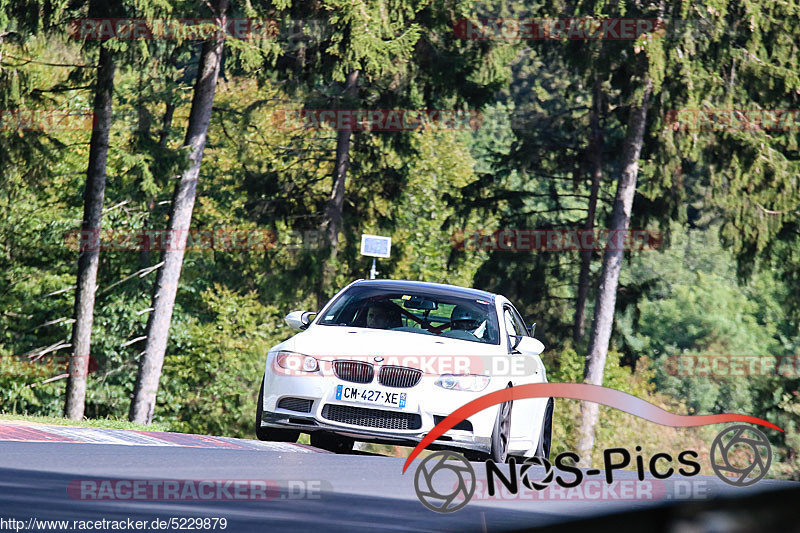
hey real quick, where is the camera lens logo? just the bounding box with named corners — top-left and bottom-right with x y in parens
top-left (413, 451), bottom-right (476, 513)
top-left (519, 456), bottom-right (554, 490)
top-left (710, 425), bottom-right (772, 486)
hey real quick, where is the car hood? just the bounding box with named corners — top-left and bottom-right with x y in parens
top-left (277, 325), bottom-right (503, 359)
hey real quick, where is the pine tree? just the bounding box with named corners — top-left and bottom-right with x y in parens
top-left (129, 0), bottom-right (230, 424)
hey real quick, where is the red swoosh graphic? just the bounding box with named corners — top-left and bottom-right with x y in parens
top-left (402, 383), bottom-right (783, 473)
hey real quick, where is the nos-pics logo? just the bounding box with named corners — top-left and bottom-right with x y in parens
top-left (413, 425), bottom-right (772, 513)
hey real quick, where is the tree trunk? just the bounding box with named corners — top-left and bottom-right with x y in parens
top-left (577, 79), bottom-right (652, 465)
top-left (158, 101), bottom-right (175, 147)
top-left (322, 69), bottom-right (360, 250)
top-left (129, 0), bottom-right (229, 424)
top-left (573, 78), bottom-right (604, 345)
top-left (318, 69), bottom-right (359, 308)
top-left (64, 45), bottom-right (116, 420)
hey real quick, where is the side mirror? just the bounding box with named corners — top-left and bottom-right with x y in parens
top-left (510, 334), bottom-right (523, 350)
top-left (285, 310), bottom-right (316, 331)
top-left (514, 336), bottom-right (544, 356)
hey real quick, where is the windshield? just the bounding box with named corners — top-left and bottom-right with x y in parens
top-left (317, 285), bottom-right (499, 345)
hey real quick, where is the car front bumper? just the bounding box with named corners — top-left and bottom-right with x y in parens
top-left (260, 365), bottom-right (499, 454)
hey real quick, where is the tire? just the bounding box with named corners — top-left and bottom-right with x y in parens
top-left (534, 398), bottom-right (553, 460)
top-left (490, 394), bottom-right (513, 463)
top-left (310, 431), bottom-right (354, 453)
top-left (255, 377), bottom-right (299, 442)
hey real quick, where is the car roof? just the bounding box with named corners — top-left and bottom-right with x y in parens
top-left (351, 279), bottom-right (497, 302)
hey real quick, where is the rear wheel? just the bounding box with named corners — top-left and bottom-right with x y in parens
top-left (255, 378), bottom-right (299, 442)
top-left (490, 395), bottom-right (513, 463)
top-left (310, 431), bottom-right (354, 453)
top-left (534, 398), bottom-right (553, 460)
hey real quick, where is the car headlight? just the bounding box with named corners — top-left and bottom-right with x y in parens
top-left (435, 374), bottom-right (489, 392)
top-left (275, 351), bottom-right (319, 373)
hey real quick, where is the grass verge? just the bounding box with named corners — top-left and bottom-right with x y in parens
top-left (0, 413), bottom-right (170, 432)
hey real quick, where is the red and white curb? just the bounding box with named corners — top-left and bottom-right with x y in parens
top-left (0, 422), bottom-right (326, 452)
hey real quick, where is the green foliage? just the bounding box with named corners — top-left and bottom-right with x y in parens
top-left (156, 285), bottom-right (283, 437)
top-left (0, 413), bottom-right (169, 431)
top-left (376, 128), bottom-right (491, 285)
top-left (547, 347), bottom-right (787, 477)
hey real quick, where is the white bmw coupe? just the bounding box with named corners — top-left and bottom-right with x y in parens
top-left (256, 279), bottom-right (553, 461)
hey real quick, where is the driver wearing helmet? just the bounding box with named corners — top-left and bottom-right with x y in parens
top-left (450, 305), bottom-right (487, 338)
top-left (366, 301), bottom-right (402, 330)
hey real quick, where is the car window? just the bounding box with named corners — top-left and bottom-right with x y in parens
top-left (317, 285), bottom-right (500, 344)
top-left (504, 306), bottom-right (528, 350)
top-left (510, 306), bottom-right (528, 337)
top-left (504, 309), bottom-right (523, 337)
top-left (388, 298), bottom-right (452, 330)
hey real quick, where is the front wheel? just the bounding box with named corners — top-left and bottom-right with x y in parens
top-left (490, 396), bottom-right (513, 463)
top-left (534, 398), bottom-right (553, 460)
top-left (255, 378), bottom-right (299, 442)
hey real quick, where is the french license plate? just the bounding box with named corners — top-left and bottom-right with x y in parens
top-left (336, 385), bottom-right (407, 408)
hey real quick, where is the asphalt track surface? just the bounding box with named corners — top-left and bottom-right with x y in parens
top-left (0, 422), bottom-right (795, 532)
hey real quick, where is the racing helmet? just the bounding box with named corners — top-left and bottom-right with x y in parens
top-left (451, 305), bottom-right (482, 331)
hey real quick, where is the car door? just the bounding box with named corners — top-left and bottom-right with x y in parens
top-left (503, 304), bottom-right (544, 445)
top-left (503, 304), bottom-right (545, 385)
